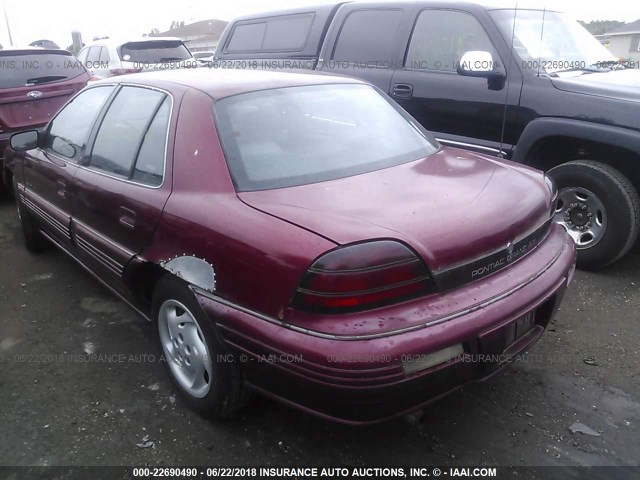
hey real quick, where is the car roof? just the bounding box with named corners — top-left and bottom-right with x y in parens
top-left (0, 47), bottom-right (72, 55)
top-left (228, 0), bottom-right (559, 20)
top-left (86, 36), bottom-right (185, 47)
top-left (92, 68), bottom-right (365, 99)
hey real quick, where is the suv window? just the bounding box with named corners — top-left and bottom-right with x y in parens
top-left (99, 47), bottom-right (110, 63)
top-left (226, 14), bottom-right (314, 53)
top-left (332, 10), bottom-right (403, 64)
top-left (119, 40), bottom-right (191, 62)
top-left (0, 51), bottom-right (87, 89)
top-left (45, 86), bottom-right (115, 160)
top-left (77, 48), bottom-right (89, 63)
top-left (86, 46), bottom-right (101, 64)
top-left (406, 10), bottom-right (496, 72)
top-left (89, 86), bottom-right (167, 181)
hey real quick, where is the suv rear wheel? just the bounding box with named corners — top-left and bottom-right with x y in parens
top-left (549, 160), bottom-right (640, 270)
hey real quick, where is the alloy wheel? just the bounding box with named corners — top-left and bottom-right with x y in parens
top-left (158, 299), bottom-right (213, 398)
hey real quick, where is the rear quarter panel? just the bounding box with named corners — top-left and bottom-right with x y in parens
top-left (140, 88), bottom-right (335, 317)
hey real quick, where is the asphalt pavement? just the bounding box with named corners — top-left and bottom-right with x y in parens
top-left (0, 197), bottom-right (638, 471)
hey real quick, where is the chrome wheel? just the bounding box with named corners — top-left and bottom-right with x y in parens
top-left (554, 187), bottom-right (607, 249)
top-left (158, 299), bottom-right (213, 398)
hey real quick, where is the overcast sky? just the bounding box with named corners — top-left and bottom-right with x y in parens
top-left (1, 0), bottom-right (637, 49)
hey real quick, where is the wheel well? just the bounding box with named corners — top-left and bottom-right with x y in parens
top-left (525, 136), bottom-right (640, 190)
top-left (125, 261), bottom-right (167, 316)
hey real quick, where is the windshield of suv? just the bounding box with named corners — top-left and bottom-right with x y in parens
top-left (0, 51), bottom-right (86, 89)
top-left (119, 40), bottom-right (192, 62)
top-left (490, 10), bottom-right (617, 74)
top-left (215, 84), bottom-right (439, 191)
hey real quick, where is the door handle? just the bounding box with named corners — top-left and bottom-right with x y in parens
top-left (118, 206), bottom-right (136, 229)
top-left (392, 83), bottom-right (413, 98)
top-left (56, 179), bottom-right (67, 198)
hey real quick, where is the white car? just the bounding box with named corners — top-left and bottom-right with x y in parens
top-left (77, 37), bottom-right (197, 79)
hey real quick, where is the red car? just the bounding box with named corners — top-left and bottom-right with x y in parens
top-left (0, 48), bottom-right (90, 195)
top-left (8, 70), bottom-right (576, 424)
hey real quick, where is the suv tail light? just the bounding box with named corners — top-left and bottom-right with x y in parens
top-left (292, 241), bottom-right (435, 313)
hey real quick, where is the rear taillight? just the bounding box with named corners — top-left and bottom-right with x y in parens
top-left (292, 241), bottom-right (435, 313)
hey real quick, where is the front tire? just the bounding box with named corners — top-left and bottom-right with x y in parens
top-left (549, 160), bottom-right (640, 270)
top-left (152, 275), bottom-right (250, 418)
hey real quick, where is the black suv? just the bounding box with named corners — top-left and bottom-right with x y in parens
top-left (214, 2), bottom-right (640, 270)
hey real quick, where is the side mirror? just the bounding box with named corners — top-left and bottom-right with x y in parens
top-left (457, 51), bottom-right (506, 90)
top-left (10, 130), bottom-right (39, 152)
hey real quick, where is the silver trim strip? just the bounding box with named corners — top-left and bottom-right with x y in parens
top-left (38, 230), bottom-right (150, 322)
top-left (192, 239), bottom-right (565, 342)
top-left (73, 218), bottom-right (133, 263)
top-left (436, 138), bottom-right (507, 157)
top-left (76, 236), bottom-right (123, 276)
top-left (23, 196), bottom-right (71, 239)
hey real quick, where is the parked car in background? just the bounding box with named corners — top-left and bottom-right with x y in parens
top-left (0, 47), bottom-right (90, 196)
top-left (215, 1), bottom-right (640, 270)
top-left (76, 37), bottom-right (197, 79)
top-left (8, 69), bottom-right (575, 423)
top-left (193, 51), bottom-right (216, 66)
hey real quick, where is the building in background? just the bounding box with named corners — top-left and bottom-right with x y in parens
top-left (606, 19), bottom-right (640, 62)
top-left (154, 19), bottom-right (227, 53)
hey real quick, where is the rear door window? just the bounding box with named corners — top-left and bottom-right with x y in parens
top-left (89, 86), bottom-right (168, 182)
top-left (226, 13), bottom-right (314, 53)
top-left (86, 47), bottom-right (101, 64)
top-left (0, 51), bottom-right (86, 89)
top-left (132, 97), bottom-right (171, 186)
top-left (119, 40), bottom-right (191, 62)
top-left (45, 86), bottom-right (115, 160)
top-left (77, 48), bottom-right (89, 63)
top-left (332, 10), bottom-right (403, 64)
top-left (98, 47), bottom-right (110, 63)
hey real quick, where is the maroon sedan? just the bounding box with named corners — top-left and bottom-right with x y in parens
top-left (8, 70), bottom-right (576, 424)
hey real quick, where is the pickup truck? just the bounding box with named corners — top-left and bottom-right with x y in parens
top-left (214, 1), bottom-right (640, 270)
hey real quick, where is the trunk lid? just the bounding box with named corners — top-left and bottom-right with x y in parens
top-left (238, 148), bottom-right (552, 273)
top-left (0, 50), bottom-right (89, 134)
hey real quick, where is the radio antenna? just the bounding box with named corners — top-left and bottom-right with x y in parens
top-left (498, 2), bottom-right (518, 159)
top-left (537, 8), bottom-right (547, 77)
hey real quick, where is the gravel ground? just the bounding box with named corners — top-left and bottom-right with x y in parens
top-left (0, 197), bottom-right (638, 472)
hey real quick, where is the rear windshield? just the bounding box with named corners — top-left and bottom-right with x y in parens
top-left (225, 13), bottom-right (314, 53)
top-left (0, 51), bottom-right (85, 89)
top-left (215, 84), bottom-right (439, 191)
top-left (118, 41), bottom-right (192, 62)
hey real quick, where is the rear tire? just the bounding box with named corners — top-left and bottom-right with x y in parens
top-left (152, 275), bottom-right (251, 418)
top-left (13, 178), bottom-right (48, 253)
top-left (548, 160), bottom-right (640, 270)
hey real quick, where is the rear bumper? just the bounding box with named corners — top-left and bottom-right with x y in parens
top-left (196, 226), bottom-right (576, 424)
